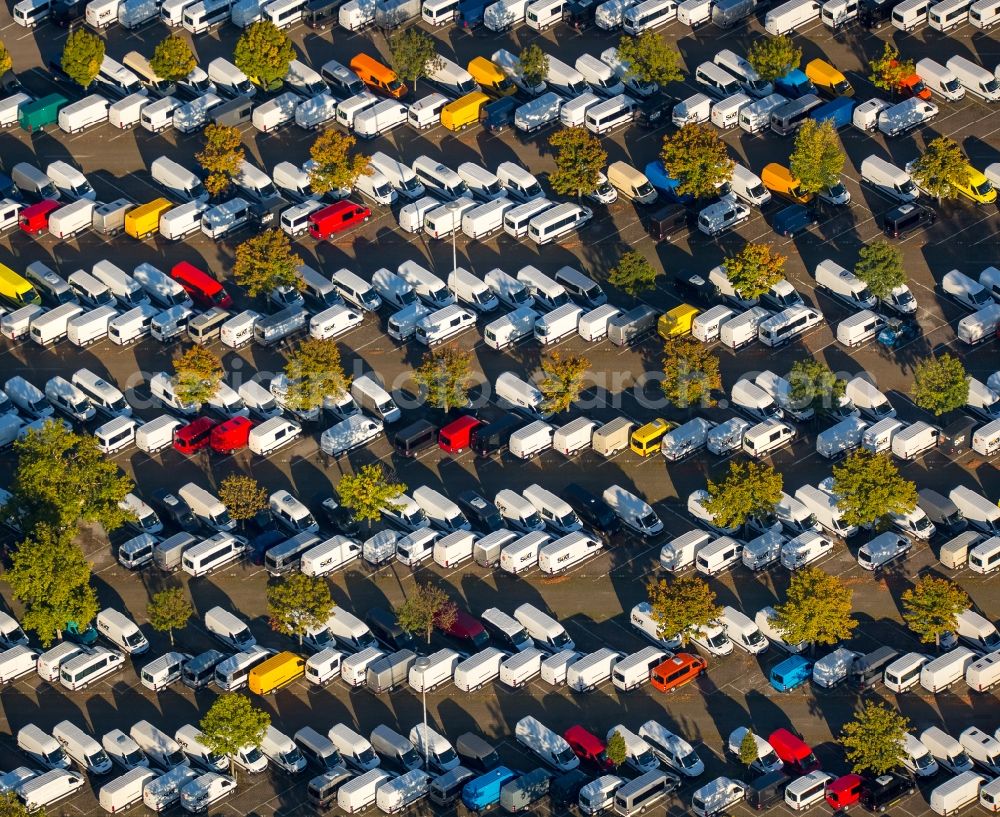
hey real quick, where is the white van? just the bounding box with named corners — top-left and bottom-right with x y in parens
top-left (53, 721), bottom-right (113, 775)
top-left (764, 0), bottom-right (820, 32)
top-left (514, 604), bottom-right (575, 653)
top-left (639, 721), bottom-right (703, 777)
top-left (96, 608), bottom-right (148, 655)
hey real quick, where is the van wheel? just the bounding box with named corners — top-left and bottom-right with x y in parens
top-left (363, 215), bottom-right (370, 222)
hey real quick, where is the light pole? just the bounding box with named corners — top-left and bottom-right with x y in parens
top-left (413, 656), bottom-right (431, 767)
top-left (446, 200), bottom-right (462, 274)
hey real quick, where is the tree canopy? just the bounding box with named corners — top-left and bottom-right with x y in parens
top-left (840, 702), bottom-right (909, 775)
top-left (901, 575), bottom-right (969, 648)
top-left (789, 119), bottom-right (844, 194)
top-left (539, 352), bottom-right (590, 415)
top-left (831, 448), bottom-right (918, 528)
top-left (218, 474), bottom-right (269, 522)
top-left (854, 242), bottom-right (905, 301)
top-left (660, 123), bottom-right (734, 200)
top-left (196, 124), bottom-right (245, 197)
top-left (661, 336), bottom-right (721, 408)
top-left (704, 460), bottom-right (783, 529)
top-left (910, 136), bottom-right (973, 200)
top-left (233, 229), bottom-right (303, 298)
top-left (725, 243), bottom-right (786, 300)
top-left (147, 588), bottom-right (193, 646)
top-left (868, 42), bottom-right (914, 93)
top-left (337, 464), bottom-right (405, 522)
top-left (61, 29), bottom-right (105, 88)
top-left (747, 35), bottom-right (801, 83)
top-left (0, 41), bottom-right (12, 76)
top-left (911, 354), bottom-right (969, 415)
top-left (283, 337), bottom-right (351, 410)
top-left (772, 567), bottom-right (857, 648)
top-left (788, 359), bottom-right (846, 414)
top-left (395, 583), bottom-right (456, 643)
top-left (233, 21), bottom-right (295, 91)
top-left (266, 573), bottom-right (335, 645)
top-left (517, 44), bottom-right (548, 88)
top-left (548, 127), bottom-right (607, 198)
top-left (646, 576), bottom-right (721, 646)
top-left (388, 29), bottom-right (439, 89)
top-left (150, 34), bottom-right (196, 82)
top-left (616, 31), bottom-right (682, 86)
top-left (413, 345), bottom-right (473, 413)
top-left (199, 693), bottom-right (270, 775)
top-left (308, 130), bottom-right (371, 196)
top-left (608, 250), bottom-right (659, 296)
top-left (172, 345), bottom-right (224, 406)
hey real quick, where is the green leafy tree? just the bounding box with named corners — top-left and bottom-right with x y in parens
top-left (199, 693), bottom-right (270, 776)
top-left (150, 34), bottom-right (196, 82)
top-left (266, 573), bottom-right (335, 646)
top-left (337, 464), bottom-right (405, 523)
top-left (831, 449), bottom-right (918, 528)
top-left (739, 731), bottom-right (759, 768)
top-left (616, 31), bottom-right (683, 86)
top-left (308, 130), bottom-right (371, 196)
top-left (660, 123), bottom-right (734, 200)
top-left (0, 790), bottom-right (37, 817)
top-left (789, 119), bottom-right (844, 195)
top-left (840, 702), bottom-right (909, 775)
top-left (854, 242), bottom-right (905, 301)
top-left (911, 354), bottom-right (969, 416)
top-left (172, 345), bottom-right (223, 406)
top-left (388, 29), bottom-right (440, 91)
top-left (517, 44), bottom-right (548, 89)
top-left (218, 474), bottom-right (269, 523)
top-left (395, 583), bottom-right (456, 644)
top-left (233, 20), bottom-right (294, 91)
top-left (60, 29), bottom-right (105, 88)
top-left (868, 41), bottom-right (913, 93)
top-left (772, 567), bottom-right (857, 650)
top-left (414, 345), bottom-right (474, 413)
top-left (661, 336), bottom-right (720, 408)
top-left (196, 124), bottom-right (245, 197)
top-left (6, 525), bottom-right (99, 647)
top-left (902, 576), bottom-right (969, 649)
top-left (646, 576), bottom-right (721, 646)
top-left (747, 35), bottom-right (801, 83)
top-left (539, 352), bottom-right (590, 415)
top-left (704, 460), bottom-right (783, 529)
top-left (233, 229), bottom-right (303, 298)
top-left (724, 243), bottom-right (786, 300)
top-left (146, 588), bottom-right (193, 646)
top-left (788, 359), bottom-right (846, 414)
top-left (608, 250), bottom-right (659, 296)
top-left (12, 420), bottom-right (134, 534)
top-left (548, 127), bottom-right (607, 198)
top-left (606, 731), bottom-right (628, 768)
top-left (0, 41), bottom-right (13, 76)
top-left (910, 136), bottom-right (972, 200)
top-left (283, 337), bottom-right (351, 411)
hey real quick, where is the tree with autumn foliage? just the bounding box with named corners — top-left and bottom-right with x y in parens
top-left (661, 336), bottom-right (721, 408)
top-left (725, 243), bottom-right (786, 299)
top-left (539, 351), bottom-right (590, 415)
top-left (548, 127), bottom-right (607, 198)
top-left (233, 229), bottom-right (303, 298)
top-left (660, 123), bottom-right (734, 200)
top-left (196, 124), bottom-right (245, 197)
top-left (308, 130), bottom-right (371, 196)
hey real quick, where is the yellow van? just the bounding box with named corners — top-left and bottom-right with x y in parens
top-left (441, 91), bottom-right (490, 131)
top-left (630, 418), bottom-right (674, 456)
top-left (248, 651), bottom-right (305, 695)
top-left (0, 264), bottom-right (41, 308)
top-left (658, 304), bottom-right (700, 339)
top-left (467, 57), bottom-right (516, 97)
top-left (804, 58), bottom-right (854, 97)
top-left (954, 164), bottom-right (997, 205)
top-left (125, 198), bottom-right (173, 240)
top-left (761, 163), bottom-right (813, 205)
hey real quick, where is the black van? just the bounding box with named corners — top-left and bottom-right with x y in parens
top-left (211, 95), bottom-right (254, 127)
top-left (860, 772), bottom-right (915, 811)
top-left (850, 646), bottom-right (899, 689)
top-left (456, 490), bottom-right (503, 533)
top-left (365, 608), bottom-right (418, 653)
top-left (483, 97), bottom-right (518, 133)
top-left (564, 483), bottom-right (621, 539)
top-left (745, 771), bottom-right (791, 810)
top-left (471, 415), bottom-right (524, 457)
top-left (303, 0), bottom-right (342, 26)
top-left (456, 733), bottom-right (500, 773)
top-left (393, 419), bottom-right (437, 457)
top-left (550, 770), bottom-right (590, 807)
top-left (882, 203), bottom-right (935, 238)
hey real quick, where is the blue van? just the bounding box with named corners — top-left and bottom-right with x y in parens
top-left (643, 161), bottom-right (694, 205)
top-left (483, 97), bottom-right (518, 133)
top-left (769, 655), bottom-right (813, 692)
top-left (810, 96), bottom-right (855, 130)
top-left (457, 0), bottom-right (487, 26)
top-left (771, 205), bottom-right (817, 237)
top-left (775, 68), bottom-right (818, 99)
top-left (462, 766), bottom-right (520, 811)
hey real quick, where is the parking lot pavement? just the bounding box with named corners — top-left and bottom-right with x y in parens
top-left (3, 0), bottom-right (1000, 814)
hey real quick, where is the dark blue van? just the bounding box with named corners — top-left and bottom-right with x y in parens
top-left (771, 205), bottom-right (817, 237)
top-left (644, 160), bottom-right (694, 205)
top-left (775, 68), bottom-right (818, 99)
top-left (483, 97), bottom-right (518, 133)
top-left (462, 766), bottom-right (520, 811)
top-left (810, 96), bottom-right (855, 130)
top-left (457, 0), bottom-right (487, 26)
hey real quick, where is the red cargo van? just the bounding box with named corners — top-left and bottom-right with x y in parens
top-left (308, 201), bottom-right (371, 240)
top-left (210, 416), bottom-right (253, 454)
top-left (825, 774), bottom-right (862, 810)
top-left (438, 609), bottom-right (488, 651)
top-left (439, 415), bottom-right (481, 453)
top-left (19, 199), bottom-right (61, 235)
top-left (170, 261), bottom-right (233, 309)
top-left (563, 726), bottom-right (613, 771)
top-left (173, 416), bottom-right (217, 455)
top-left (650, 653), bottom-right (707, 692)
top-left (768, 729), bottom-right (821, 776)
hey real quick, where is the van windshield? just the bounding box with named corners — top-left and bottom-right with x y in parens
top-left (122, 747), bottom-right (146, 766)
top-left (44, 747), bottom-right (67, 765)
top-left (637, 511), bottom-right (658, 530)
top-left (211, 510), bottom-right (232, 527)
top-left (551, 630), bottom-right (571, 649)
top-left (553, 747), bottom-right (575, 765)
top-left (125, 631), bottom-right (146, 647)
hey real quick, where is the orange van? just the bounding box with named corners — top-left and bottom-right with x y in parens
top-left (350, 53), bottom-right (407, 99)
top-left (650, 653), bottom-right (707, 692)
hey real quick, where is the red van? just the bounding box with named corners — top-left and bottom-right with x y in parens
top-left (308, 201), bottom-right (371, 240)
top-left (438, 609), bottom-right (488, 651)
top-left (19, 199), bottom-right (61, 235)
top-left (825, 774), bottom-right (862, 810)
top-left (563, 726), bottom-right (613, 771)
top-left (768, 729), bottom-right (820, 776)
top-left (173, 416), bottom-right (217, 455)
top-left (439, 415), bottom-right (481, 453)
top-left (650, 653), bottom-right (707, 692)
top-left (210, 416), bottom-right (253, 454)
top-left (170, 262), bottom-right (233, 309)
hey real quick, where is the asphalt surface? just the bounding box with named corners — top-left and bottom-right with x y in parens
top-left (0, 1), bottom-right (1000, 815)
